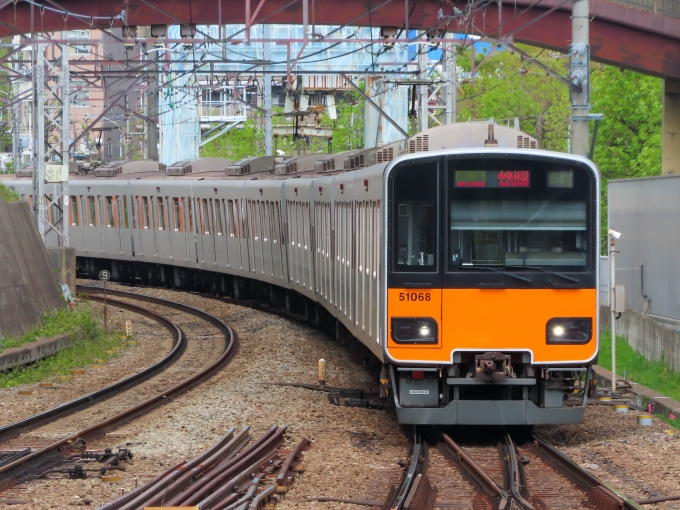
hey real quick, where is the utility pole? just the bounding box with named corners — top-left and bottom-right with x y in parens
top-left (263, 24), bottom-right (273, 156)
top-left (418, 36), bottom-right (429, 133)
top-left (570, 0), bottom-right (590, 157)
top-left (608, 229), bottom-right (621, 395)
top-left (443, 35), bottom-right (457, 125)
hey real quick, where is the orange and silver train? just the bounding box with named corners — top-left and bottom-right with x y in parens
top-left (2, 122), bottom-right (599, 425)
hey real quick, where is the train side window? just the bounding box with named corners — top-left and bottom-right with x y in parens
top-left (87, 196), bottom-right (96, 226)
top-left (142, 197), bottom-right (150, 229)
top-left (122, 196), bottom-right (129, 228)
top-left (187, 198), bottom-right (194, 233)
top-left (172, 197), bottom-right (180, 231)
top-left (115, 196), bottom-right (122, 228)
top-left (262, 202), bottom-right (269, 242)
top-left (105, 196), bottom-right (114, 227)
top-left (391, 160), bottom-right (439, 272)
top-left (70, 196), bottom-right (79, 226)
top-left (158, 197), bottom-right (166, 230)
top-left (203, 199), bottom-right (211, 235)
top-left (97, 196), bottom-right (104, 228)
top-left (132, 196), bottom-right (138, 229)
top-left (215, 199), bottom-right (224, 236)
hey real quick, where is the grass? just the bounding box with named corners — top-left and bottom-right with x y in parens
top-left (598, 331), bottom-right (680, 403)
top-left (0, 301), bottom-right (126, 388)
top-left (0, 182), bottom-right (19, 202)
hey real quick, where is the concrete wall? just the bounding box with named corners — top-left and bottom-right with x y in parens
top-left (0, 198), bottom-right (65, 339)
top-left (601, 306), bottom-right (680, 373)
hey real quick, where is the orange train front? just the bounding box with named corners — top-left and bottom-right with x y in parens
top-left (383, 150), bottom-right (599, 425)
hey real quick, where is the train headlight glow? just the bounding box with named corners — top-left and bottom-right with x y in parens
top-left (546, 318), bottom-right (592, 344)
top-left (391, 318), bottom-right (438, 344)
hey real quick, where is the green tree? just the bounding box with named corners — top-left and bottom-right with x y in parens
top-left (200, 91), bottom-right (365, 159)
top-left (455, 44), bottom-right (571, 151)
top-left (590, 65), bottom-right (662, 251)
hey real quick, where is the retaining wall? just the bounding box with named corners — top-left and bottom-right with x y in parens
top-left (0, 198), bottom-right (65, 339)
top-left (600, 306), bottom-right (680, 373)
top-left (0, 333), bottom-right (71, 372)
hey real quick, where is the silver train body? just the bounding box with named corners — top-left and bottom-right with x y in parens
top-left (2, 122), bottom-right (599, 426)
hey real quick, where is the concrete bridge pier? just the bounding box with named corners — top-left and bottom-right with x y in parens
top-left (663, 79), bottom-right (680, 175)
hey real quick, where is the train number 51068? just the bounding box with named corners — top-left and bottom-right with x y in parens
top-left (398, 292), bottom-right (431, 301)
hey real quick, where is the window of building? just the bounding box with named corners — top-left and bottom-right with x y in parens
top-left (72, 81), bottom-right (90, 107)
top-left (67, 30), bottom-right (90, 54)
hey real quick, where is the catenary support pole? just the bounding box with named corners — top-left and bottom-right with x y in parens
top-left (443, 35), bottom-right (456, 125)
top-left (571, 0), bottom-right (590, 157)
top-left (418, 36), bottom-right (428, 133)
top-left (263, 24), bottom-right (273, 156)
top-left (609, 232), bottom-right (616, 395)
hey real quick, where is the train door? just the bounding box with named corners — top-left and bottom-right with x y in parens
top-left (385, 157), bottom-right (443, 362)
top-left (155, 196), bottom-right (171, 259)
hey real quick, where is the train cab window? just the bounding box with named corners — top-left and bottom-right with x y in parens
top-left (391, 160), bottom-right (439, 272)
top-left (447, 160), bottom-right (591, 271)
top-left (172, 197), bottom-right (180, 231)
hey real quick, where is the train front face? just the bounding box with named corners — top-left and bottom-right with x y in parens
top-left (384, 151), bottom-right (599, 425)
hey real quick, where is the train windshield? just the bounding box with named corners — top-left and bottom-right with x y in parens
top-left (447, 158), bottom-right (593, 271)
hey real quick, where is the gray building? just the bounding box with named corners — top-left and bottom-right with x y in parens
top-left (608, 175), bottom-right (680, 323)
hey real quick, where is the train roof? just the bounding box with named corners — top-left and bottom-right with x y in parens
top-left (2, 122), bottom-right (545, 184)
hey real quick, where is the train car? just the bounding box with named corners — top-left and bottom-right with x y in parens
top-left (2, 121), bottom-right (599, 426)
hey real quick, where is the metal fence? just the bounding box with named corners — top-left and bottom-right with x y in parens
top-left (600, 306), bottom-right (680, 373)
top-left (608, 0), bottom-right (680, 18)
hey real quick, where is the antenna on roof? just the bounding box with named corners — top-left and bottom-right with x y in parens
top-left (484, 122), bottom-right (498, 147)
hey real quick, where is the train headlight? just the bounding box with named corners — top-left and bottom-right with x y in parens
top-left (391, 318), bottom-right (438, 344)
top-left (546, 318), bottom-right (592, 344)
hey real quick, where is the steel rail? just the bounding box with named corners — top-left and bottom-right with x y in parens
top-left (385, 427), bottom-right (424, 510)
top-left (0, 286), bottom-right (238, 489)
top-left (441, 433), bottom-right (508, 508)
top-left (0, 292), bottom-right (183, 445)
top-left (502, 433), bottom-right (535, 510)
top-left (529, 433), bottom-right (645, 510)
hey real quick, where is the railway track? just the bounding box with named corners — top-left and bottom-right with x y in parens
top-left (0, 285), bottom-right (238, 491)
top-left (384, 428), bottom-right (645, 510)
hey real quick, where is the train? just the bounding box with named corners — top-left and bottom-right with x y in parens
top-left (1, 121), bottom-right (600, 426)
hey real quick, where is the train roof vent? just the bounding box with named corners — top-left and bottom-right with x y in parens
top-left (376, 147), bottom-right (394, 164)
top-left (517, 136), bottom-right (537, 149)
top-left (94, 160), bottom-right (164, 177)
top-left (166, 159), bottom-right (193, 175)
top-left (15, 165), bottom-right (33, 178)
